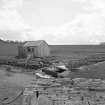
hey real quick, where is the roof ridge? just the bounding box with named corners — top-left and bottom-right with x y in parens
top-left (24, 40), bottom-right (46, 47)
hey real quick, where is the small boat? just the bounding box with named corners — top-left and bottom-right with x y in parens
top-left (42, 68), bottom-right (58, 78)
top-left (36, 72), bottom-right (51, 79)
top-left (55, 65), bottom-right (68, 73)
top-left (56, 65), bottom-right (68, 70)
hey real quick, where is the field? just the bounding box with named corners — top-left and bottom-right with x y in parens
top-left (66, 61), bottom-right (105, 79)
top-left (0, 45), bottom-right (105, 105)
top-left (50, 45), bottom-right (105, 60)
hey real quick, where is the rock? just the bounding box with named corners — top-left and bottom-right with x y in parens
top-left (23, 78), bottom-right (105, 105)
top-left (59, 71), bottom-right (70, 77)
top-left (38, 95), bottom-right (52, 105)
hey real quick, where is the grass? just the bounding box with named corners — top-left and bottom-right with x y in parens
top-left (50, 45), bottom-right (105, 60)
top-left (67, 61), bottom-right (105, 79)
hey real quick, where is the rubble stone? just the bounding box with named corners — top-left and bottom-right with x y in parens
top-left (23, 78), bottom-right (105, 105)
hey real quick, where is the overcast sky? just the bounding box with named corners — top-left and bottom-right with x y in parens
top-left (0, 0), bottom-right (105, 44)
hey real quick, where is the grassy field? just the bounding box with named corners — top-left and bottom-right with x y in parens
top-left (50, 45), bottom-right (105, 60)
top-left (67, 61), bottom-right (105, 79)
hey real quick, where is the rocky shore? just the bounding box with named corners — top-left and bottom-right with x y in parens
top-left (23, 78), bottom-right (105, 105)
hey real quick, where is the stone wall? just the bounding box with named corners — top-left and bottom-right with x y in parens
top-left (23, 78), bottom-right (105, 105)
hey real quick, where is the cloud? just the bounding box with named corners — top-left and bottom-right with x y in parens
top-left (24, 0), bottom-right (105, 45)
top-left (0, 0), bottom-right (29, 40)
top-left (49, 0), bottom-right (105, 44)
top-left (2, 0), bottom-right (23, 9)
top-left (0, 0), bottom-right (105, 44)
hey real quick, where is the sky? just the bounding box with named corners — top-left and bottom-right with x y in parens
top-left (0, 0), bottom-right (105, 44)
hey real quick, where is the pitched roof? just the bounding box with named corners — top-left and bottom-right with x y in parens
top-left (23, 40), bottom-right (46, 47)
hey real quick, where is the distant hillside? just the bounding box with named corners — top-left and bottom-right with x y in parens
top-left (50, 45), bottom-right (105, 53)
top-left (50, 45), bottom-right (105, 60)
top-left (0, 39), bottom-right (24, 56)
top-left (0, 38), bottom-right (24, 45)
top-left (100, 42), bottom-right (105, 45)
